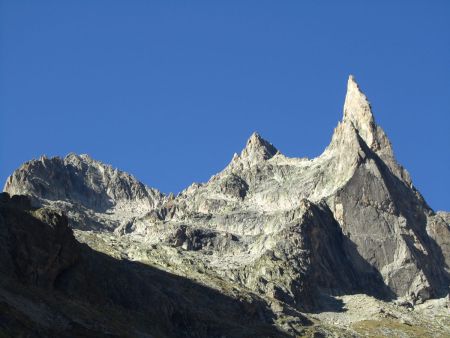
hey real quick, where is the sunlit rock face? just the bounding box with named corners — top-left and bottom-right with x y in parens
top-left (5, 75), bottom-right (449, 317)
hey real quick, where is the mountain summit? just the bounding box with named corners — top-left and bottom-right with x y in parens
top-left (242, 132), bottom-right (278, 161)
top-left (343, 75), bottom-right (377, 141)
top-left (2, 76), bottom-right (449, 337)
top-left (228, 132), bottom-right (279, 170)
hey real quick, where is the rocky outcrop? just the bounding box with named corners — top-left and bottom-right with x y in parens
top-left (0, 193), bottom-right (288, 337)
top-left (229, 132), bottom-right (279, 169)
top-left (325, 77), bottom-right (447, 302)
top-left (4, 153), bottom-right (165, 230)
top-left (427, 212), bottom-right (450, 275)
top-left (3, 76), bottom-right (449, 336)
top-left (237, 200), bottom-right (387, 311)
top-left (0, 193), bottom-right (78, 289)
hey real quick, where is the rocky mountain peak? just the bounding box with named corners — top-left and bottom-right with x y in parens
top-left (3, 154), bottom-right (164, 230)
top-left (2, 76), bottom-right (449, 337)
top-left (342, 75), bottom-right (378, 147)
top-left (64, 152), bottom-right (93, 162)
top-left (324, 76), bottom-right (395, 173)
top-left (232, 132), bottom-right (278, 167)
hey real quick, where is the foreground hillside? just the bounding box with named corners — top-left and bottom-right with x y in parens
top-left (2, 76), bottom-right (449, 337)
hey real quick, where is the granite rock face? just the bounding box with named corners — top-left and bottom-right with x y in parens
top-left (0, 193), bottom-right (290, 337)
top-left (4, 153), bottom-right (165, 230)
top-left (3, 76), bottom-right (449, 336)
top-left (0, 193), bottom-right (78, 289)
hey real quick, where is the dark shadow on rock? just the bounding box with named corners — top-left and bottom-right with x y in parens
top-left (299, 203), bottom-right (395, 314)
top-left (368, 141), bottom-right (450, 300)
top-left (340, 235), bottom-right (396, 301)
top-left (55, 244), bottom-right (291, 338)
top-left (307, 293), bottom-right (346, 314)
top-left (292, 135), bottom-right (449, 312)
top-left (0, 193), bottom-right (290, 338)
top-left (333, 132), bottom-right (449, 303)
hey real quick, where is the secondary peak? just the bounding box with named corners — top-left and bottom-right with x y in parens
top-left (242, 132), bottom-right (278, 161)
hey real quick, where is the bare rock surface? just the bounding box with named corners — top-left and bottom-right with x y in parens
top-left (2, 76), bottom-right (449, 337)
top-left (0, 193), bottom-right (290, 337)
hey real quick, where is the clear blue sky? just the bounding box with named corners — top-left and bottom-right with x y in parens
top-left (1, 1), bottom-right (449, 210)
